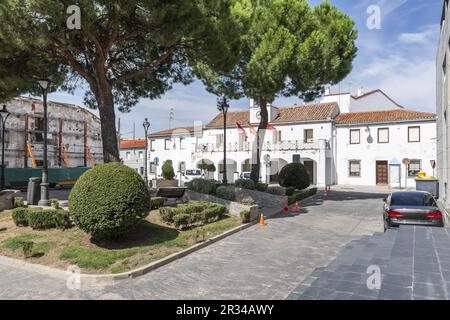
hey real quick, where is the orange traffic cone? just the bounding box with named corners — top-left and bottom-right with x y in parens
top-left (293, 201), bottom-right (299, 212)
top-left (259, 213), bottom-right (266, 226)
top-left (283, 205), bottom-right (290, 214)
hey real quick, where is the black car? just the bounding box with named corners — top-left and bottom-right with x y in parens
top-left (383, 191), bottom-right (444, 231)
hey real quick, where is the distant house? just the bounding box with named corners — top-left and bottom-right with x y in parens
top-left (119, 138), bottom-right (147, 177)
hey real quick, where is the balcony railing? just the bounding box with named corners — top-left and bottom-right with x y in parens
top-left (196, 139), bottom-right (329, 153)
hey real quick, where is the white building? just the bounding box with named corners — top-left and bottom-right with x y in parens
top-left (148, 89), bottom-right (436, 187)
top-left (119, 138), bottom-right (147, 177)
top-left (437, 0), bottom-right (450, 206)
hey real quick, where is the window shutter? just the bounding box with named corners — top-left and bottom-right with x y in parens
top-left (378, 128), bottom-right (389, 143)
top-left (350, 130), bottom-right (360, 144)
top-left (408, 127), bottom-right (420, 142)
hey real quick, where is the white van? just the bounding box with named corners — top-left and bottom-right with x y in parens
top-left (181, 169), bottom-right (203, 185)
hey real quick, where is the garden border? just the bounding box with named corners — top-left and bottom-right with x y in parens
top-left (0, 217), bottom-right (262, 286)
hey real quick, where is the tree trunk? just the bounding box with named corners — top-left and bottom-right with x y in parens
top-left (91, 81), bottom-right (120, 163)
top-left (250, 96), bottom-right (268, 184)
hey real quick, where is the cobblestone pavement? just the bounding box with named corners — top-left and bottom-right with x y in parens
top-left (289, 225), bottom-right (450, 300)
top-left (0, 191), bottom-right (385, 299)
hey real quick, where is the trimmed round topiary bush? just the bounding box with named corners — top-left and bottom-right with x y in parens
top-left (69, 162), bottom-right (151, 239)
top-left (186, 178), bottom-right (217, 195)
top-left (278, 163), bottom-right (310, 190)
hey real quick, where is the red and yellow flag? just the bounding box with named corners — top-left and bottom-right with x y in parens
top-left (247, 122), bottom-right (257, 136)
top-left (266, 122), bottom-right (277, 131)
top-left (236, 122), bottom-right (248, 140)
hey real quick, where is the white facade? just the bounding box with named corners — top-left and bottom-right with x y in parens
top-left (119, 139), bottom-right (146, 177)
top-left (148, 90), bottom-right (436, 188)
top-left (336, 121), bottom-right (436, 187)
top-left (437, 0), bottom-right (450, 206)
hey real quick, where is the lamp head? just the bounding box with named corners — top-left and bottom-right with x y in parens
top-left (143, 118), bottom-right (150, 131)
top-left (0, 105), bottom-right (9, 115)
top-left (38, 79), bottom-right (50, 90)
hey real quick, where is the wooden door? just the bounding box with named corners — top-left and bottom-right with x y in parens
top-left (376, 161), bottom-right (388, 185)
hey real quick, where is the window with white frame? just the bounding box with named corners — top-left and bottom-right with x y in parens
top-left (150, 162), bottom-right (156, 174)
top-left (408, 126), bottom-right (420, 142)
top-left (378, 128), bottom-right (389, 143)
top-left (164, 138), bottom-right (171, 150)
top-left (349, 160), bottom-right (361, 177)
top-left (150, 139), bottom-right (155, 151)
top-left (304, 129), bottom-right (313, 143)
top-left (408, 159), bottom-right (421, 177)
top-left (349, 129), bottom-right (360, 144)
top-left (216, 134), bottom-right (224, 147)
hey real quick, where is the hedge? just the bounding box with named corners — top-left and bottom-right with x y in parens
top-left (235, 179), bottom-right (255, 190)
top-left (12, 208), bottom-right (71, 230)
top-left (267, 186), bottom-right (285, 196)
top-left (162, 160), bottom-right (175, 180)
top-left (255, 183), bottom-right (268, 192)
top-left (216, 185), bottom-right (236, 201)
top-left (150, 197), bottom-right (167, 210)
top-left (288, 187), bottom-right (318, 205)
top-left (285, 186), bottom-right (295, 196)
top-left (186, 178), bottom-right (217, 195)
top-left (69, 162), bottom-right (151, 239)
top-left (240, 210), bottom-right (251, 223)
top-left (159, 201), bottom-right (226, 230)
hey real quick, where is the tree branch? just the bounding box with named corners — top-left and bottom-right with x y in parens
top-left (112, 46), bottom-right (177, 84)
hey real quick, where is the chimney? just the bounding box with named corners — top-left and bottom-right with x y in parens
top-left (324, 87), bottom-right (331, 95)
top-left (357, 86), bottom-right (364, 97)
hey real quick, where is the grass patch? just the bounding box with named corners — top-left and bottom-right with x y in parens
top-left (1, 233), bottom-right (43, 250)
top-left (0, 210), bottom-right (12, 220)
top-left (0, 210), bottom-right (241, 273)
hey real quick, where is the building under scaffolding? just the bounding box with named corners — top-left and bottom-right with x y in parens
top-left (2, 97), bottom-right (103, 170)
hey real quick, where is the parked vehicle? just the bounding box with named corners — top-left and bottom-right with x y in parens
top-left (383, 191), bottom-right (444, 231)
top-left (181, 169), bottom-right (203, 185)
top-left (240, 171), bottom-right (251, 180)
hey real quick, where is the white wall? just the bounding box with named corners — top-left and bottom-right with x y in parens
top-left (120, 147), bottom-right (145, 176)
top-left (336, 121), bottom-right (436, 186)
top-left (350, 90), bottom-right (402, 112)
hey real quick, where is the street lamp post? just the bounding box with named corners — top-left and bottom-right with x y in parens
top-left (142, 118), bottom-right (150, 188)
top-left (0, 105), bottom-right (11, 191)
top-left (38, 79), bottom-right (50, 207)
top-left (217, 96), bottom-right (229, 185)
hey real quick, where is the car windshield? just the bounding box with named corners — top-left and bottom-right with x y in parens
top-left (390, 193), bottom-right (436, 207)
top-left (185, 170), bottom-right (201, 176)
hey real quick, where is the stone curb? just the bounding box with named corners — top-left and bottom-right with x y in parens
top-left (0, 217), bottom-right (266, 286)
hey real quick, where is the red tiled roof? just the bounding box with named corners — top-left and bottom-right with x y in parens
top-left (120, 139), bottom-right (146, 149)
top-left (335, 109), bottom-right (436, 125)
top-left (149, 126), bottom-right (196, 137)
top-left (206, 102), bottom-right (339, 128)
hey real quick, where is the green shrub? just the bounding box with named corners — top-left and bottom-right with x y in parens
top-left (69, 162), bottom-right (151, 239)
top-left (235, 179), bottom-right (255, 190)
top-left (159, 207), bottom-right (179, 223)
top-left (202, 205), bottom-right (225, 222)
top-left (288, 187), bottom-right (318, 205)
top-left (53, 210), bottom-right (71, 230)
top-left (191, 211), bottom-right (206, 224)
top-left (177, 201), bottom-right (209, 215)
top-left (278, 163), bottom-right (310, 190)
top-left (186, 178), bottom-right (217, 195)
top-left (240, 210), bottom-right (251, 223)
top-left (13, 197), bottom-right (25, 208)
top-left (216, 186), bottom-right (236, 201)
top-left (161, 160), bottom-right (175, 180)
top-left (50, 198), bottom-right (60, 209)
top-left (285, 187), bottom-right (295, 196)
top-left (255, 183), bottom-right (268, 192)
top-left (27, 210), bottom-right (57, 229)
top-left (173, 213), bottom-right (191, 229)
top-left (150, 197), bottom-right (167, 210)
top-left (267, 186), bottom-right (285, 196)
top-left (12, 208), bottom-right (29, 226)
top-left (22, 241), bottom-right (34, 258)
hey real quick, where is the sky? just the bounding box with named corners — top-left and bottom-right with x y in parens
top-left (38, 0), bottom-right (444, 139)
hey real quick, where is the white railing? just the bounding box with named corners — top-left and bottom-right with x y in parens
top-left (196, 139), bottom-right (329, 153)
